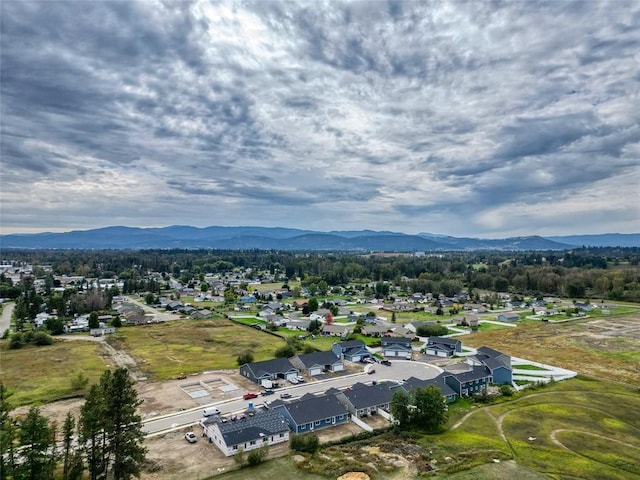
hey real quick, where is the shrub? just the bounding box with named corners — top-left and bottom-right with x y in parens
top-left (111, 316), bottom-right (122, 328)
top-left (499, 385), bottom-right (514, 397)
top-left (290, 433), bottom-right (320, 453)
top-left (33, 331), bottom-right (54, 346)
top-left (237, 351), bottom-right (254, 366)
top-left (247, 445), bottom-right (268, 466)
top-left (9, 332), bottom-right (24, 349)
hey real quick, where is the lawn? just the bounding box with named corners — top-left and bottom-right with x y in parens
top-left (109, 318), bottom-right (286, 380)
top-left (213, 458), bottom-right (326, 480)
top-left (0, 340), bottom-right (107, 406)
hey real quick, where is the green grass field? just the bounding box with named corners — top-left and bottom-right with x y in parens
top-left (109, 318), bottom-right (286, 380)
top-left (432, 377), bottom-right (640, 479)
top-left (1, 340), bottom-right (107, 406)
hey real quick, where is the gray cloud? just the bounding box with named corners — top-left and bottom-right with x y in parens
top-left (1, 0), bottom-right (638, 237)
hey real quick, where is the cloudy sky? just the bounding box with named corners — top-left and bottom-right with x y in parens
top-left (1, 0), bottom-right (639, 238)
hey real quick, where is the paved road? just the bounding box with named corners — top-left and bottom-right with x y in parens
top-left (143, 360), bottom-right (442, 436)
top-left (0, 302), bottom-right (14, 334)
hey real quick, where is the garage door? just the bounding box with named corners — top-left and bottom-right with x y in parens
top-left (351, 355), bottom-right (361, 363)
top-left (285, 372), bottom-right (297, 380)
top-left (333, 364), bottom-right (345, 372)
top-left (309, 367), bottom-right (322, 376)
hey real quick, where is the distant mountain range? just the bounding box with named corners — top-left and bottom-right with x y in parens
top-left (0, 226), bottom-right (638, 251)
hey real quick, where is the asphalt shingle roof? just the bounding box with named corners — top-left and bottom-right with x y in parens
top-left (295, 351), bottom-right (341, 368)
top-left (244, 358), bottom-right (298, 378)
top-left (342, 382), bottom-right (394, 409)
top-left (214, 409), bottom-right (289, 446)
top-left (280, 394), bottom-right (348, 425)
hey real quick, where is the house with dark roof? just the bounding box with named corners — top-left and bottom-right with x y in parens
top-left (290, 351), bottom-right (344, 376)
top-left (239, 358), bottom-right (299, 385)
top-left (334, 382), bottom-right (394, 417)
top-left (424, 337), bottom-right (462, 357)
top-left (272, 393), bottom-right (350, 434)
top-left (467, 346), bottom-right (512, 384)
top-left (381, 337), bottom-right (412, 359)
top-left (444, 366), bottom-right (492, 396)
top-left (190, 309), bottom-right (212, 320)
top-left (332, 340), bottom-right (370, 362)
top-left (391, 374), bottom-right (458, 403)
top-left (202, 408), bottom-right (289, 456)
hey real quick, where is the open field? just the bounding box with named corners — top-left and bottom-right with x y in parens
top-left (0, 340), bottom-right (107, 406)
top-left (463, 313), bottom-right (640, 387)
top-left (109, 318), bottom-right (286, 380)
top-left (431, 377), bottom-right (640, 479)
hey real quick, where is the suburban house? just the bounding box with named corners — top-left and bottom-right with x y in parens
top-left (467, 346), bottom-right (513, 385)
top-left (239, 358), bottom-right (300, 385)
top-left (444, 366), bottom-right (492, 397)
top-left (391, 326), bottom-right (414, 338)
top-left (165, 301), bottom-right (185, 311)
top-left (290, 351), bottom-right (345, 376)
top-left (271, 393), bottom-right (350, 434)
top-left (332, 340), bottom-right (370, 362)
top-left (190, 309), bottom-right (212, 320)
top-left (392, 374), bottom-right (458, 403)
top-left (285, 318), bottom-right (311, 330)
top-left (496, 312), bottom-right (520, 322)
top-left (424, 337), bottom-right (462, 357)
top-left (321, 324), bottom-right (351, 337)
top-left (361, 325), bottom-right (389, 337)
top-left (333, 382), bottom-right (394, 418)
top-left (381, 337), bottom-right (413, 359)
top-left (202, 408), bottom-right (290, 456)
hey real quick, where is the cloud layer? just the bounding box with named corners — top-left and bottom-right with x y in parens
top-left (2, 0), bottom-right (639, 237)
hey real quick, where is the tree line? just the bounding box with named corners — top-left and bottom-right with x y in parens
top-left (0, 368), bottom-right (146, 480)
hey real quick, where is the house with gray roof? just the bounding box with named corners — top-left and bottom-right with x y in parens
top-left (239, 358), bottom-right (299, 385)
top-left (381, 337), bottom-right (412, 359)
top-left (467, 346), bottom-right (512, 384)
top-left (332, 340), bottom-right (370, 362)
top-left (361, 325), bottom-right (389, 337)
top-left (272, 393), bottom-right (349, 434)
top-left (334, 382), bottom-right (394, 417)
top-left (202, 408), bottom-right (289, 456)
top-left (290, 351), bottom-right (344, 376)
top-left (496, 312), bottom-right (520, 322)
top-left (444, 366), bottom-right (492, 397)
top-left (321, 324), bottom-right (351, 336)
top-left (424, 337), bottom-right (462, 357)
top-left (391, 373), bottom-right (458, 403)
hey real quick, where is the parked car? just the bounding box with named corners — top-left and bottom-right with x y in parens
top-left (184, 432), bottom-right (197, 443)
top-left (280, 392), bottom-right (292, 399)
top-left (243, 392), bottom-right (258, 400)
top-left (381, 360), bottom-right (391, 366)
top-left (288, 378), bottom-right (299, 385)
top-left (261, 389), bottom-right (274, 396)
top-left (295, 375), bottom-right (305, 383)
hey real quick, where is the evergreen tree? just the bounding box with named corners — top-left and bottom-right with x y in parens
top-left (103, 368), bottom-right (147, 480)
top-left (16, 407), bottom-right (56, 480)
top-left (0, 381), bottom-right (16, 480)
top-left (79, 383), bottom-right (106, 480)
top-left (61, 412), bottom-right (76, 480)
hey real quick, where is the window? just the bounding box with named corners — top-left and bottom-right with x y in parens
top-left (315, 420), bottom-right (321, 426)
top-left (279, 433), bottom-right (284, 438)
top-left (233, 445), bottom-right (238, 450)
top-left (326, 418), bottom-right (331, 423)
top-left (250, 440), bottom-right (256, 445)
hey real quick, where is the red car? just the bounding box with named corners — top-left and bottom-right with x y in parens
top-left (243, 392), bottom-right (258, 400)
